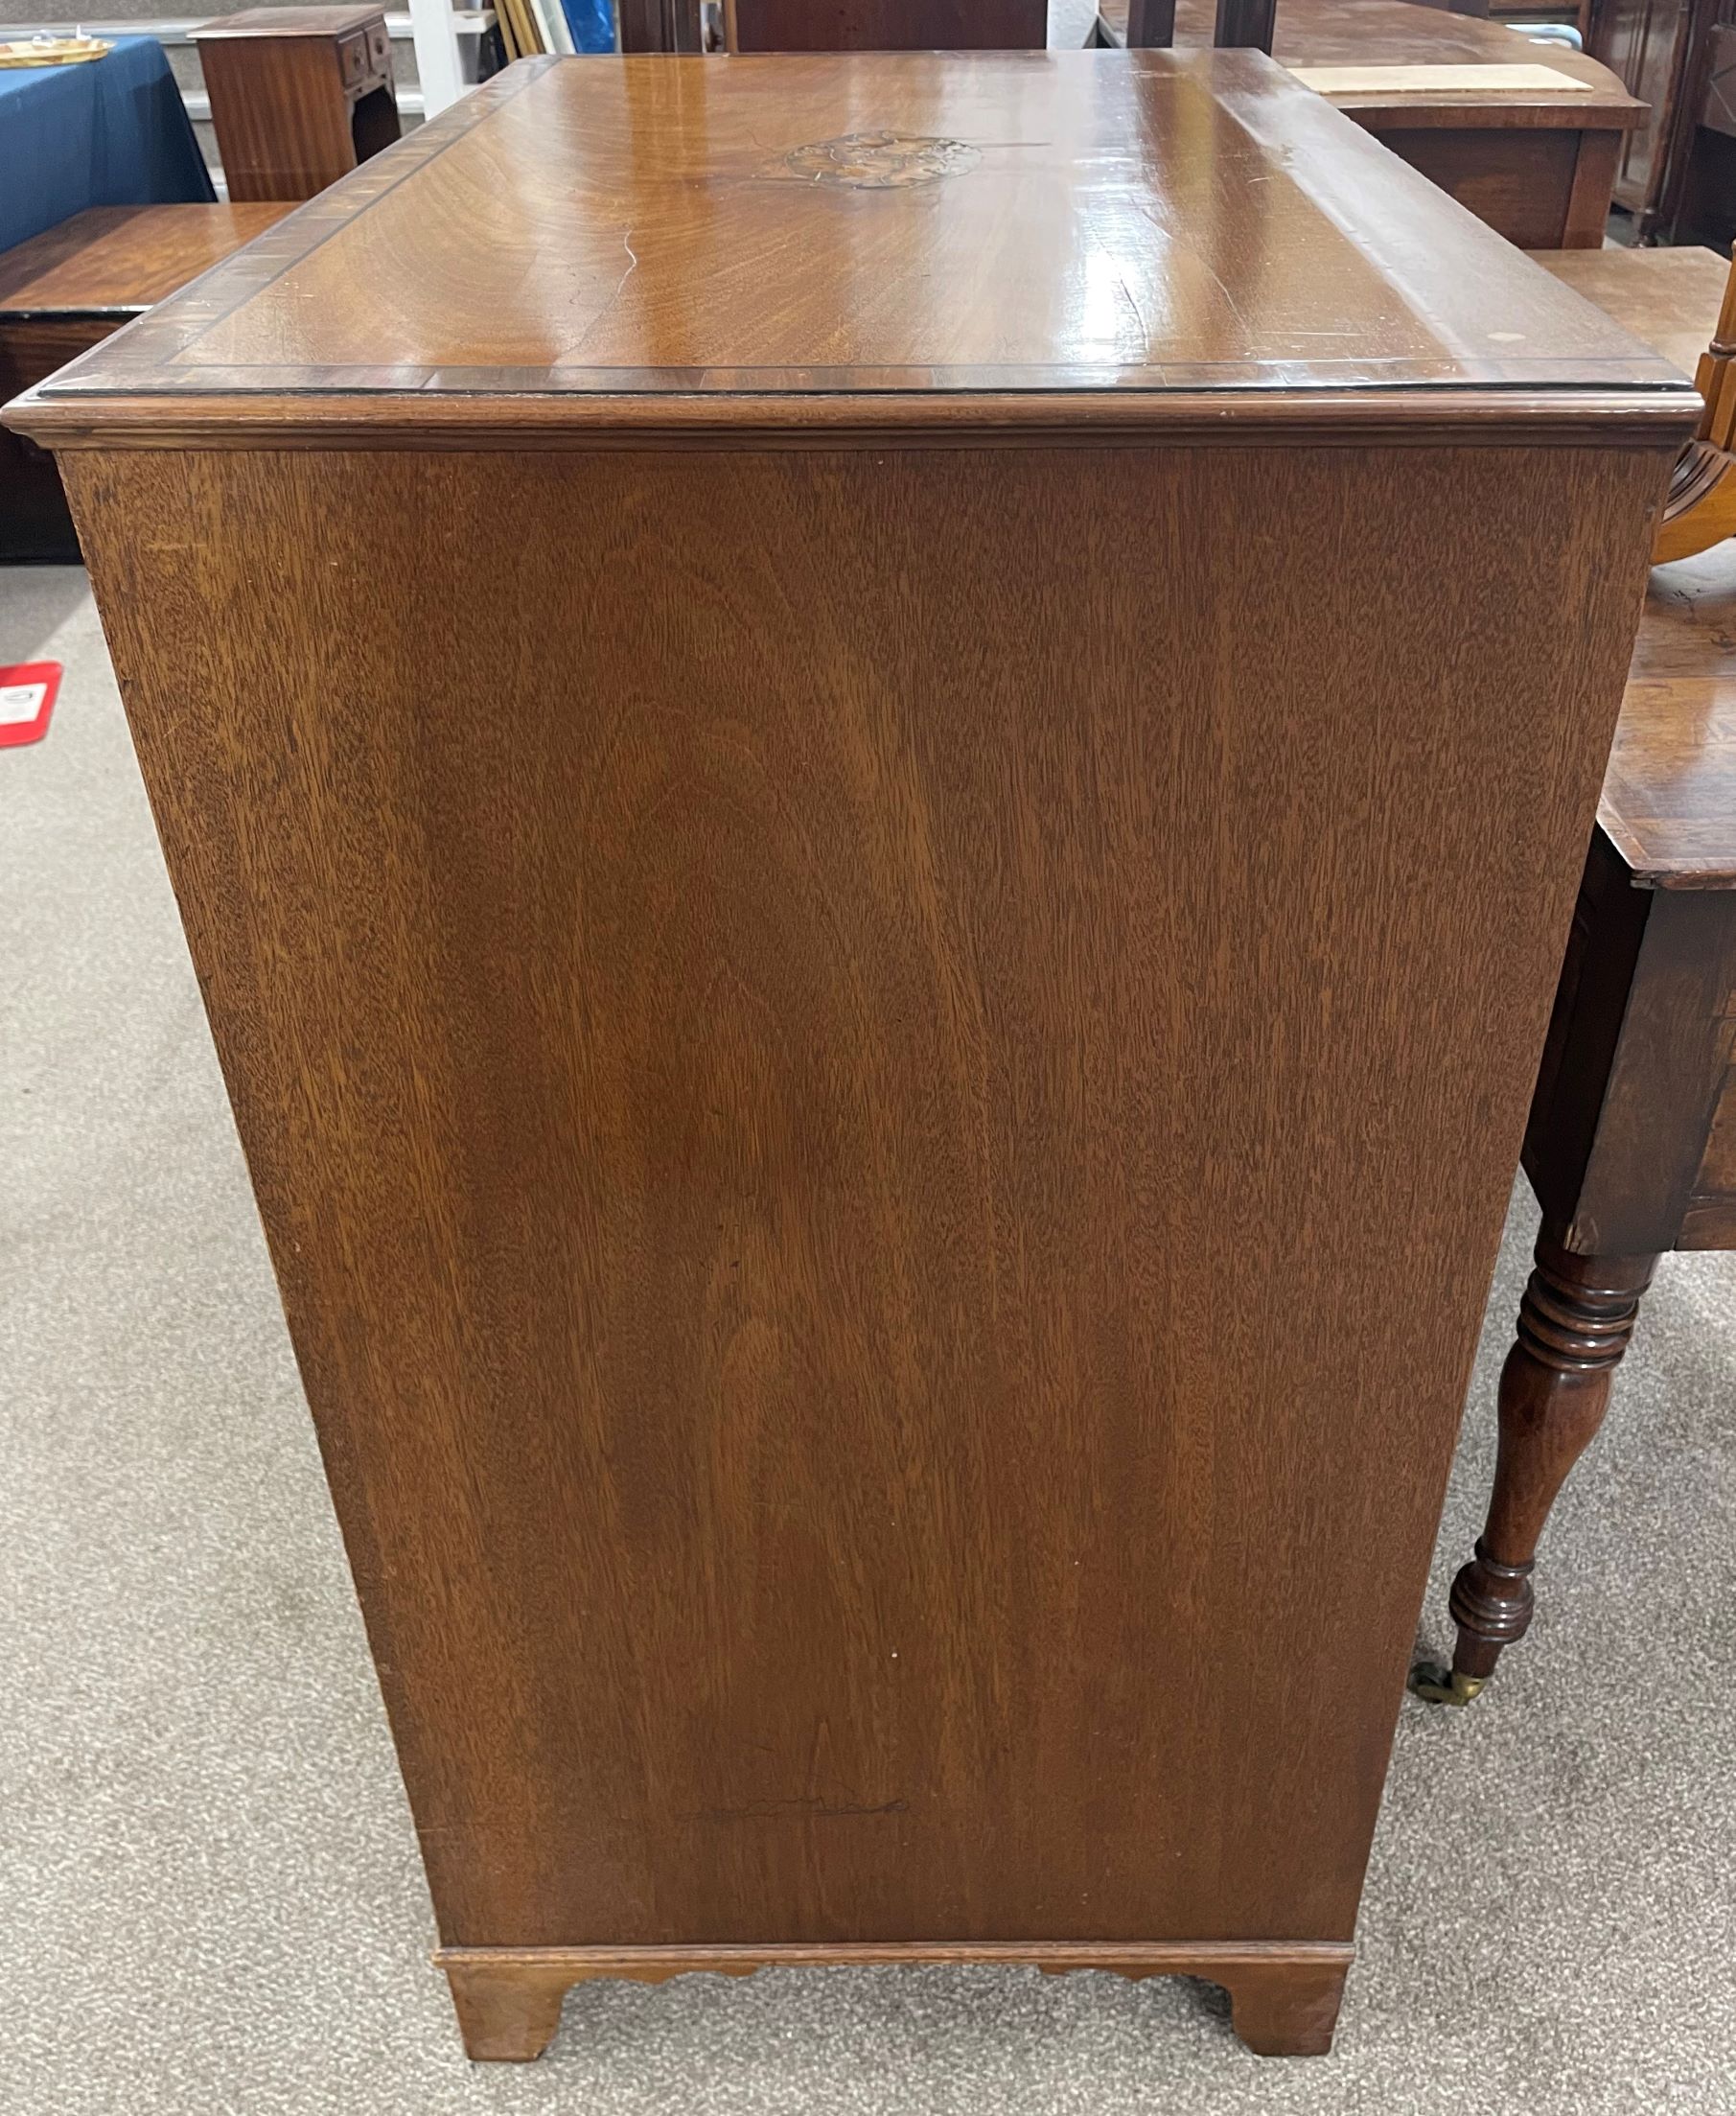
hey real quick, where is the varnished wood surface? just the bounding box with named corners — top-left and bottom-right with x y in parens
top-left (8, 388), bottom-right (1702, 453)
top-left (1100, 0), bottom-right (1640, 123)
top-left (7, 53), bottom-right (1686, 440)
top-left (61, 432), bottom-right (1672, 1965)
top-left (0, 206), bottom-right (294, 317)
top-left (1531, 243), bottom-right (1733, 384)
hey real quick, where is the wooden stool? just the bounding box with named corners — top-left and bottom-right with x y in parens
top-left (193, 8), bottom-right (400, 203)
top-left (1415, 245), bottom-right (1736, 1704)
top-left (0, 204), bottom-right (292, 562)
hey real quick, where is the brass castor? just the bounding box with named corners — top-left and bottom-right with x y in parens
top-left (1407, 1662), bottom-right (1488, 1707)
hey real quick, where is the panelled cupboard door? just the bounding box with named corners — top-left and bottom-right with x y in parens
top-left (8, 50), bottom-right (1696, 2063)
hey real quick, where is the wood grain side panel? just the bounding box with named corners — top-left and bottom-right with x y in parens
top-left (63, 439), bottom-right (1666, 1953)
top-left (199, 37), bottom-right (361, 200)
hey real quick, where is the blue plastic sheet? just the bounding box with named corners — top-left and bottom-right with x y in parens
top-left (560, 0), bottom-right (618, 51)
top-left (0, 35), bottom-right (215, 255)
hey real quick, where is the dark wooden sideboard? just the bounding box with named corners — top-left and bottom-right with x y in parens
top-left (618, 0), bottom-right (705, 50)
top-left (1429, 549), bottom-right (1736, 1695)
top-left (726, 0), bottom-right (1050, 45)
top-left (1584, 0), bottom-right (1707, 228)
top-left (0, 204), bottom-right (292, 561)
top-left (1418, 246), bottom-right (1736, 1702)
top-left (1101, 0), bottom-right (1645, 245)
top-left (5, 51), bottom-right (1692, 2062)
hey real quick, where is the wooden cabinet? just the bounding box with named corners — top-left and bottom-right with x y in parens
top-left (5, 51), bottom-right (1692, 2063)
top-left (193, 7), bottom-right (401, 203)
top-left (1586, 0), bottom-right (1704, 219)
top-left (1105, 0), bottom-right (1645, 245)
top-left (617, 0), bottom-right (705, 49)
top-left (1580, 0), bottom-right (1736, 240)
top-left (726, 0), bottom-right (1049, 44)
top-left (0, 204), bottom-right (291, 560)
top-left (1427, 520), bottom-right (1736, 1693)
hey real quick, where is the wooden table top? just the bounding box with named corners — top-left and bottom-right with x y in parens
top-left (1098, 0), bottom-right (1639, 127)
top-left (9, 51), bottom-right (1689, 451)
top-left (1612, 550), bottom-right (1736, 888)
top-left (0, 205), bottom-right (294, 318)
top-left (191, 6), bottom-right (382, 37)
top-left (1526, 244), bottom-right (1736, 888)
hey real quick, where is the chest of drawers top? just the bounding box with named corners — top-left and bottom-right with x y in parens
top-left (11, 49), bottom-right (1691, 448)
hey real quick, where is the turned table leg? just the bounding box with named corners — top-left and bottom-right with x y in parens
top-left (1415, 1228), bottom-right (1655, 1704)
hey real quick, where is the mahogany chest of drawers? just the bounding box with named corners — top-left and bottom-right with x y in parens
top-left (4, 52), bottom-right (1693, 2061)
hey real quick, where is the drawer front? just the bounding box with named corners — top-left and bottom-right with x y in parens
top-left (339, 31), bottom-right (367, 85)
top-left (367, 21), bottom-right (391, 71)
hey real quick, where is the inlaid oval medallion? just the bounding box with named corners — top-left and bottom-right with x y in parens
top-left (783, 132), bottom-right (981, 189)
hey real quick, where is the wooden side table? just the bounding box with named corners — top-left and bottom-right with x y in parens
top-left (0, 203), bottom-right (292, 561)
top-left (1420, 245), bottom-right (1736, 1703)
top-left (193, 7), bottom-right (401, 203)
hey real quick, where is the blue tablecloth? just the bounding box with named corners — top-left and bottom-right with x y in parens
top-left (0, 35), bottom-right (215, 255)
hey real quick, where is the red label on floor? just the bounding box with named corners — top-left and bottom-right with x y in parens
top-left (0, 662), bottom-right (61, 749)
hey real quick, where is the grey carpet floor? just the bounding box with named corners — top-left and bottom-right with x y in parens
top-left (2, 565), bottom-right (1732, 2116)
